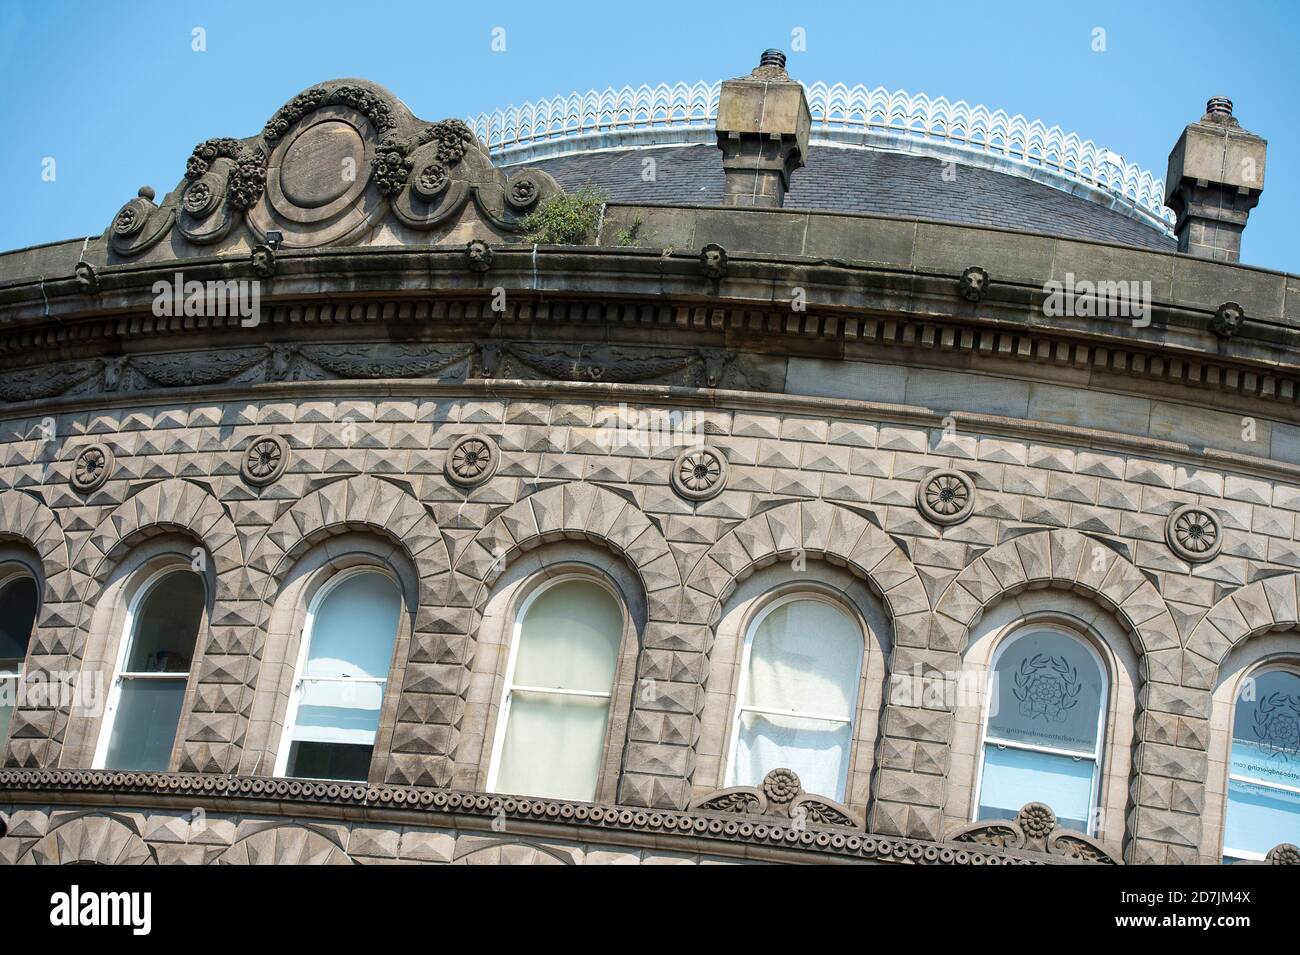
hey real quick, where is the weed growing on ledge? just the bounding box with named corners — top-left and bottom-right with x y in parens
top-left (520, 184), bottom-right (608, 244)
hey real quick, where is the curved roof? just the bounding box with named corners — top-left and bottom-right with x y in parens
top-left (471, 78), bottom-right (1180, 250)
top-left (523, 143), bottom-right (1177, 251)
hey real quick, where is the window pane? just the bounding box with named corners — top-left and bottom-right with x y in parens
top-left (745, 599), bottom-right (862, 719)
top-left (284, 740), bottom-right (373, 782)
top-left (0, 576), bottom-right (38, 661)
top-left (1230, 670), bottom-right (1300, 788)
top-left (302, 572), bottom-right (401, 681)
top-left (293, 679), bottom-right (387, 744)
top-left (102, 678), bottom-right (186, 771)
top-left (0, 674), bottom-right (17, 744)
top-left (496, 691), bottom-right (611, 801)
top-left (1224, 778), bottom-right (1300, 858)
top-left (732, 710), bottom-right (852, 800)
top-left (283, 571), bottom-right (402, 778)
top-left (512, 580), bottom-right (621, 692)
top-left (987, 629), bottom-right (1104, 754)
top-left (978, 745), bottom-right (1094, 831)
top-left (124, 571), bottom-right (204, 673)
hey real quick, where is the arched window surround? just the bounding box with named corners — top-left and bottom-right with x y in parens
top-left (238, 533), bottom-right (417, 780)
top-left (1208, 648), bottom-right (1300, 863)
top-left (696, 565), bottom-right (886, 814)
top-left (972, 619), bottom-right (1110, 836)
top-left (475, 550), bottom-right (641, 804)
top-left (946, 592), bottom-right (1137, 856)
top-left (91, 561), bottom-right (209, 772)
top-left (272, 563), bottom-right (405, 782)
top-left (722, 588), bottom-right (866, 804)
top-left (0, 550), bottom-right (41, 756)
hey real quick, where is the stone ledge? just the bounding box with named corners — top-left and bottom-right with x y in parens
top-left (0, 769), bottom-right (1095, 865)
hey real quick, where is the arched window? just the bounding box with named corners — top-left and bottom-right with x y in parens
top-left (95, 568), bottom-right (205, 771)
top-left (1222, 667), bottom-right (1300, 861)
top-left (726, 594), bottom-right (863, 801)
top-left (488, 577), bottom-right (623, 801)
top-left (975, 626), bottom-right (1107, 833)
top-left (276, 569), bottom-right (402, 782)
top-left (0, 575), bottom-right (39, 747)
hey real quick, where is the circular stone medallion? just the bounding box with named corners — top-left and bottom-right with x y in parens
top-left (1166, 504), bottom-right (1222, 562)
top-left (671, 446), bottom-right (728, 501)
top-left (445, 435), bottom-right (498, 487)
top-left (917, 469), bottom-right (975, 525)
top-left (242, 435), bottom-right (290, 487)
top-left (279, 120), bottom-right (365, 209)
top-left (71, 443), bottom-right (114, 493)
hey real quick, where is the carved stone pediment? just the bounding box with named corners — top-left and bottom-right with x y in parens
top-left (688, 769), bottom-right (862, 830)
top-left (948, 802), bottom-right (1119, 864)
top-left (103, 78), bottom-right (562, 261)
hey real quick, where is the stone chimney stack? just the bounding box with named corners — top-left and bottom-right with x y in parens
top-left (715, 49), bottom-right (812, 207)
top-left (1165, 97), bottom-right (1267, 262)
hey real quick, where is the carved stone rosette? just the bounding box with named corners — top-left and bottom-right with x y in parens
top-left (70, 443), bottom-right (114, 493)
top-left (917, 468), bottom-right (975, 525)
top-left (1165, 503), bottom-right (1222, 562)
top-left (671, 446), bottom-right (728, 501)
top-left (688, 769), bottom-right (862, 830)
top-left (445, 435), bottom-right (498, 488)
top-left (948, 802), bottom-right (1119, 864)
top-left (241, 435), bottom-right (290, 487)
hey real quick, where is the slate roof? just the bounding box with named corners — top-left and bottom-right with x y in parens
top-left (520, 143), bottom-right (1176, 252)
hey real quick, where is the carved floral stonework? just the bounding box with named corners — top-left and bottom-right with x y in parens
top-left (446, 435), bottom-right (498, 487)
top-left (917, 468), bottom-right (975, 525)
top-left (671, 446), bottom-right (728, 501)
top-left (99, 79), bottom-right (561, 259)
top-left (1166, 503), bottom-right (1222, 562)
top-left (949, 802), bottom-right (1118, 864)
top-left (241, 435), bottom-right (290, 487)
top-left (689, 769), bottom-right (862, 830)
top-left (70, 443), bottom-right (114, 493)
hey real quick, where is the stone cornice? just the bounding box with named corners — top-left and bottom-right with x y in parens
top-left (0, 769), bottom-right (1092, 865)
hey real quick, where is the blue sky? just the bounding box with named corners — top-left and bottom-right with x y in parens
top-left (1, 0), bottom-right (1296, 273)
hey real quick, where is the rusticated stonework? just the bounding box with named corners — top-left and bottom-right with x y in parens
top-left (2, 74), bottom-right (1299, 867)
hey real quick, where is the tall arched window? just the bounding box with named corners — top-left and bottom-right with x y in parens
top-left (726, 594), bottom-right (863, 801)
top-left (95, 567), bottom-right (205, 771)
top-left (488, 577), bottom-right (623, 802)
top-left (276, 569), bottom-right (402, 782)
top-left (1222, 667), bottom-right (1300, 861)
top-left (975, 626), bottom-right (1107, 833)
top-left (0, 575), bottom-right (39, 747)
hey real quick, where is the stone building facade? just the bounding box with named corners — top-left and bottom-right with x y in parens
top-left (0, 53), bottom-right (1297, 865)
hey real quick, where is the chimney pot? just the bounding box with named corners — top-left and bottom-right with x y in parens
top-left (760, 49), bottom-right (787, 69)
top-left (1206, 95), bottom-right (1233, 118)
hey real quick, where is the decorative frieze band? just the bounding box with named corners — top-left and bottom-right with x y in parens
top-left (0, 769), bottom-right (1076, 865)
top-left (2, 292), bottom-right (1297, 411)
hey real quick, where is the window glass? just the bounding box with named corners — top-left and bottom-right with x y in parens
top-left (977, 745), bottom-right (1094, 831)
top-left (282, 571), bottom-right (401, 781)
top-left (101, 570), bottom-right (204, 771)
top-left (0, 576), bottom-right (39, 746)
top-left (1223, 669), bottom-right (1300, 859)
top-left (986, 628), bottom-right (1104, 753)
top-left (975, 627), bottom-right (1106, 834)
top-left (728, 597), bottom-right (863, 801)
top-left (493, 579), bottom-right (622, 801)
